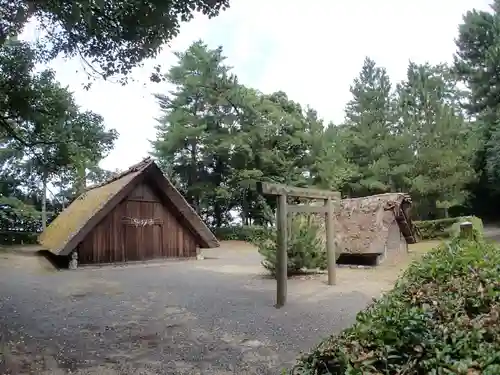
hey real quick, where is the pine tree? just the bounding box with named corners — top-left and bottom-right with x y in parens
top-left (397, 62), bottom-right (475, 218)
top-left (455, 0), bottom-right (500, 218)
top-left (151, 40), bottom-right (240, 226)
top-left (343, 57), bottom-right (408, 196)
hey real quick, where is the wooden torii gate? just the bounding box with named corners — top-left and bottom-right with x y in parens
top-left (257, 182), bottom-right (341, 308)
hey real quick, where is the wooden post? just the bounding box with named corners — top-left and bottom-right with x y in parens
top-left (325, 198), bottom-right (336, 285)
top-left (256, 182), bottom-right (340, 307)
top-left (276, 194), bottom-right (288, 308)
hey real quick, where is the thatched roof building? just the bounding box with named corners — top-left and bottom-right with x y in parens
top-left (39, 158), bottom-right (219, 266)
top-left (335, 193), bottom-right (416, 259)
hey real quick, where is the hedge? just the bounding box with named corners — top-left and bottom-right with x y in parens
top-left (414, 216), bottom-right (483, 240)
top-left (292, 236), bottom-right (500, 374)
top-left (212, 225), bottom-right (271, 244)
top-left (0, 231), bottom-right (38, 245)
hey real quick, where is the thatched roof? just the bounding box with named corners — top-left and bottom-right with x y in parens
top-left (38, 157), bottom-right (219, 256)
top-left (335, 193), bottom-right (416, 255)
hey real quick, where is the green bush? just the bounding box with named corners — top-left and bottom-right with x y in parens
top-left (257, 215), bottom-right (326, 276)
top-left (292, 237), bottom-right (500, 374)
top-left (450, 216), bottom-right (484, 241)
top-left (0, 231), bottom-right (38, 245)
top-left (414, 216), bottom-right (483, 240)
top-left (213, 225), bottom-right (271, 244)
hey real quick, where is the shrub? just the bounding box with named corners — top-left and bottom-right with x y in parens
top-left (414, 216), bottom-right (483, 240)
top-left (450, 216), bottom-right (484, 241)
top-left (292, 237), bottom-right (500, 374)
top-left (0, 231), bottom-right (38, 245)
top-left (258, 215), bottom-right (326, 276)
top-left (213, 225), bottom-right (271, 244)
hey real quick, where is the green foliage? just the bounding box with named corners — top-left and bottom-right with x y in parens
top-left (397, 63), bottom-right (476, 218)
top-left (1, 0), bottom-right (230, 81)
top-left (1, 0), bottom-right (221, 230)
top-left (292, 238), bottom-right (500, 374)
top-left (0, 39), bottom-right (118, 230)
top-left (3, 0), bottom-right (500, 236)
top-left (414, 218), bottom-right (464, 240)
top-left (414, 216), bottom-right (483, 240)
top-left (213, 225), bottom-right (270, 244)
top-left (455, 0), bottom-right (500, 219)
top-left (0, 195), bottom-right (40, 222)
top-left (151, 39), bottom-right (482, 228)
top-left (343, 57), bottom-right (406, 196)
top-left (258, 216), bottom-right (326, 276)
top-left (0, 231), bottom-right (38, 245)
top-left (450, 216), bottom-right (484, 241)
top-left (151, 41), bottom-right (335, 227)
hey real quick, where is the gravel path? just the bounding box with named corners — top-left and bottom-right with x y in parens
top-left (0, 247), bottom-right (382, 375)
top-left (483, 225), bottom-right (500, 243)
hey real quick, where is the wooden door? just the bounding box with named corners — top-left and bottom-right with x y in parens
top-left (122, 200), bottom-right (163, 261)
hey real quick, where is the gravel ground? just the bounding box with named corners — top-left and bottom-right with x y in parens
top-left (0, 244), bottom-right (388, 375)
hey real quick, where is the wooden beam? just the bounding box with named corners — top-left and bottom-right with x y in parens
top-left (257, 182), bottom-right (341, 200)
top-left (325, 198), bottom-right (336, 285)
top-left (276, 194), bottom-right (288, 308)
top-left (287, 205), bottom-right (328, 214)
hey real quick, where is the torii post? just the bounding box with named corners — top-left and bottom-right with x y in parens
top-left (257, 182), bottom-right (341, 308)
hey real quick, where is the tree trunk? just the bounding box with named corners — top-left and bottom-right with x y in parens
top-left (213, 158), bottom-right (224, 228)
top-left (190, 141), bottom-right (200, 214)
top-left (41, 170), bottom-right (48, 230)
top-left (76, 163), bottom-right (87, 195)
top-left (241, 190), bottom-right (249, 225)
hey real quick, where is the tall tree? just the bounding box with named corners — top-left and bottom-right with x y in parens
top-left (152, 40), bottom-right (239, 226)
top-left (67, 111), bottom-right (117, 195)
top-left (397, 62), bottom-right (475, 218)
top-left (343, 57), bottom-right (409, 196)
top-left (310, 123), bottom-right (358, 195)
top-left (455, 0), bottom-right (500, 219)
top-left (1, 40), bottom-right (118, 228)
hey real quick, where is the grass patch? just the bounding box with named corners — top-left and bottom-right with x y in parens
top-left (408, 240), bottom-right (442, 255)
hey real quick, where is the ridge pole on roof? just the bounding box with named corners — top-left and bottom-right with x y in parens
top-left (257, 182), bottom-right (340, 308)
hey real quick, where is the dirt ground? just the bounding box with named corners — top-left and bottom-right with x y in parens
top-left (0, 240), bottom-right (439, 374)
top-left (200, 240), bottom-right (439, 299)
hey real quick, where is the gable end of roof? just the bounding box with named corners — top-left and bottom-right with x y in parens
top-left (39, 157), bottom-right (219, 257)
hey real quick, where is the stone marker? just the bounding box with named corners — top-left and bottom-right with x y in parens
top-left (459, 221), bottom-right (473, 239)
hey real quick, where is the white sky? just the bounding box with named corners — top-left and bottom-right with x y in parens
top-left (21, 0), bottom-right (492, 171)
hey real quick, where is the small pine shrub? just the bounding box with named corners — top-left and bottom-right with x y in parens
top-left (257, 215), bottom-right (326, 276)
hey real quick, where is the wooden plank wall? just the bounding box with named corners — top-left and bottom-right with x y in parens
top-left (77, 182), bottom-right (198, 264)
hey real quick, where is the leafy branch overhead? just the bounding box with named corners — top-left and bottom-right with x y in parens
top-left (2, 0), bottom-right (231, 81)
top-left (0, 0), bottom-right (230, 177)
